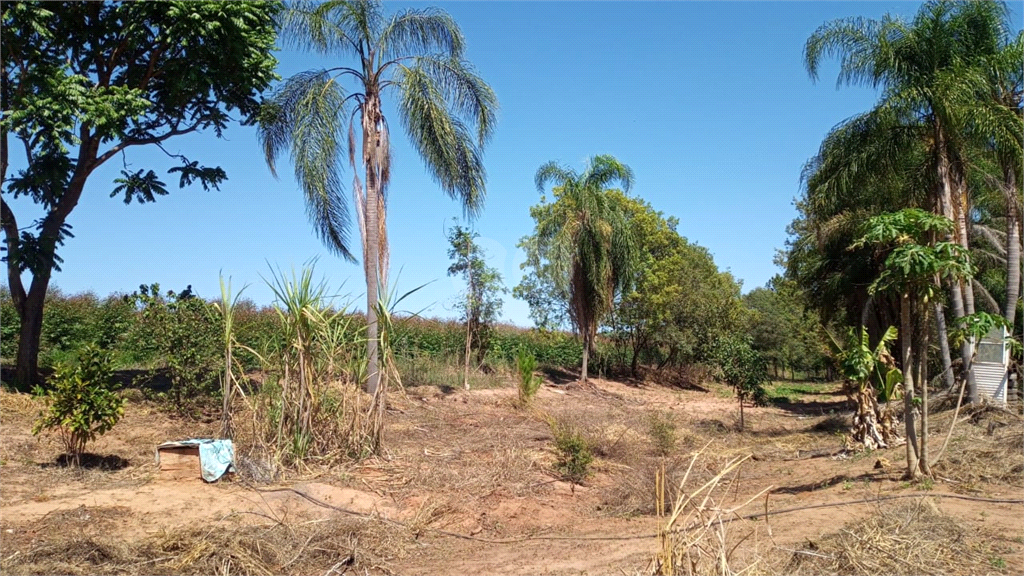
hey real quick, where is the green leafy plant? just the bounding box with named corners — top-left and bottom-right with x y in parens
top-left (712, 335), bottom-right (769, 430)
top-left (550, 419), bottom-right (594, 485)
top-left (646, 412), bottom-right (678, 457)
top-left (32, 344), bottom-right (124, 466)
top-left (125, 283), bottom-right (221, 409)
top-left (516, 348), bottom-right (543, 406)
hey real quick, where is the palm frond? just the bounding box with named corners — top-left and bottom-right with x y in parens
top-left (257, 70), bottom-right (355, 262)
top-left (409, 55), bottom-right (497, 146)
top-left (395, 62), bottom-right (487, 218)
top-left (277, 0), bottom-right (365, 58)
top-left (378, 7), bottom-right (465, 62)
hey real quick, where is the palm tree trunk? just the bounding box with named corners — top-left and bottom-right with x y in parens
top-left (580, 333), bottom-right (589, 384)
top-left (934, 302), bottom-right (955, 391)
top-left (363, 95), bottom-right (383, 397)
top-left (901, 294), bottom-right (920, 479)
top-left (1005, 167), bottom-right (1021, 328)
top-left (935, 135), bottom-right (977, 403)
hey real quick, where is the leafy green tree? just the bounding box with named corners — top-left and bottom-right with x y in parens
top-left (446, 223), bottom-right (504, 389)
top-left (744, 275), bottom-right (827, 380)
top-left (711, 335), bottom-right (769, 431)
top-left (125, 284), bottom-right (222, 409)
top-left (520, 155), bottom-right (636, 383)
top-left (804, 0), bottom-right (1020, 403)
top-left (257, 0), bottom-right (498, 404)
top-left (1, 1), bottom-right (280, 390)
top-left (855, 209), bottom-right (975, 478)
top-left (610, 192), bottom-right (743, 375)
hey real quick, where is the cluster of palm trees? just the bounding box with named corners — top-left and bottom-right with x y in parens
top-left (790, 1), bottom-right (1022, 410)
top-left (259, 1), bottom-right (648, 404)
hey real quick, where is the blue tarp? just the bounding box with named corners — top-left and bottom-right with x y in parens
top-left (156, 439), bottom-right (234, 482)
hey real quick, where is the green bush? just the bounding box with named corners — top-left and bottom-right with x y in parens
top-left (646, 411), bottom-right (678, 456)
top-left (124, 284), bottom-right (221, 406)
top-left (1, 287), bottom-right (18, 360)
top-left (32, 344), bottom-right (124, 465)
top-left (550, 419), bottom-right (593, 485)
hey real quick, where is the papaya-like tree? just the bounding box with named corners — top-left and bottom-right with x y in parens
top-left (258, 0), bottom-right (498, 403)
top-left (855, 209), bottom-right (975, 478)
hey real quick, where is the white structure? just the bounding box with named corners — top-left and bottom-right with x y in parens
top-left (974, 326), bottom-right (1010, 404)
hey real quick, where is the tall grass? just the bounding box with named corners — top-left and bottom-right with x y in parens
top-left (250, 264), bottom-right (371, 466)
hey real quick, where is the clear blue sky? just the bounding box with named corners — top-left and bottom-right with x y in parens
top-left (7, 1), bottom-right (1021, 326)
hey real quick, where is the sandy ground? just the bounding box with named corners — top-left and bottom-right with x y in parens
top-left (1, 376), bottom-right (1021, 575)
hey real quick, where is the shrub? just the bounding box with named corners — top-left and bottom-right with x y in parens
top-left (550, 418), bottom-right (593, 485)
top-left (516, 348), bottom-right (542, 406)
top-left (647, 411), bottom-right (678, 456)
top-left (32, 344), bottom-right (124, 465)
top-left (124, 284), bottom-right (221, 407)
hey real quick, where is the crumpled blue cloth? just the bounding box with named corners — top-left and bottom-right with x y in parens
top-left (159, 439), bottom-right (234, 482)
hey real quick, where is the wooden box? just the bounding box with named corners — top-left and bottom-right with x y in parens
top-left (156, 443), bottom-right (202, 480)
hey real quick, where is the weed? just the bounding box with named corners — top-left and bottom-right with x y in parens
top-left (646, 412), bottom-right (677, 457)
top-left (990, 556), bottom-right (1006, 569)
top-left (549, 418), bottom-right (593, 485)
top-left (919, 476), bottom-right (934, 491)
top-left (842, 480), bottom-right (853, 490)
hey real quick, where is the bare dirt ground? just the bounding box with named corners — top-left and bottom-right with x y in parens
top-left (1, 376), bottom-right (1021, 575)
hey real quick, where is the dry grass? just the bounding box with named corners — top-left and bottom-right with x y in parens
top-left (1, 511), bottom-right (410, 576)
top-left (784, 498), bottom-right (1016, 576)
top-left (649, 446), bottom-right (772, 576)
top-left (930, 402), bottom-right (1024, 489)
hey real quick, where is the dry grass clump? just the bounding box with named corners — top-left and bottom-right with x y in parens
top-left (785, 498), bottom-right (1015, 576)
top-left (0, 388), bottom-right (41, 418)
top-left (649, 446), bottom-right (771, 576)
top-left (1, 513), bottom-right (409, 576)
top-left (931, 403), bottom-right (1024, 488)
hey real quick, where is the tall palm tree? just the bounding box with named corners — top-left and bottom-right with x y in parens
top-left (804, 0), bottom-right (1015, 402)
top-left (533, 155), bottom-right (636, 383)
top-left (258, 0), bottom-right (497, 397)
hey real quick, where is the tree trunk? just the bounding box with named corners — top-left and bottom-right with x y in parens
top-left (738, 393), bottom-right (745, 431)
top-left (14, 285), bottom-right (46, 390)
top-left (935, 125), bottom-right (977, 404)
top-left (363, 95), bottom-right (383, 397)
top-left (917, 302), bottom-right (931, 477)
top-left (900, 295), bottom-right (920, 479)
top-left (464, 297), bottom-right (472, 391)
top-left (1005, 167), bottom-right (1021, 328)
top-left (934, 302), bottom-right (955, 392)
top-left (580, 334), bottom-right (589, 384)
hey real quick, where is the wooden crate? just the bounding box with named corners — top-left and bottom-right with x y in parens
top-left (156, 444), bottom-right (202, 480)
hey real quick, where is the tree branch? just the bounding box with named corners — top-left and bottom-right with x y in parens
top-left (93, 124), bottom-right (201, 168)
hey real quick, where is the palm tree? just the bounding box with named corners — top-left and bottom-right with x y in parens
top-left (804, 0), bottom-right (1016, 402)
top-left (258, 0), bottom-right (498, 398)
top-left (533, 155), bottom-right (636, 383)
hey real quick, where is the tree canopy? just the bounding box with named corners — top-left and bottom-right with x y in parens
top-left (1, 1), bottom-right (280, 388)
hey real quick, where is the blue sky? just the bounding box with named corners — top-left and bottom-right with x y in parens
top-left (7, 1), bottom-right (1021, 326)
